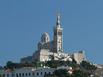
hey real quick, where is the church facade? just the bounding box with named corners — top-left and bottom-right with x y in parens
top-left (21, 14), bottom-right (86, 64)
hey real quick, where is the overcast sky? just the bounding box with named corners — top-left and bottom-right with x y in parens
top-left (0, 0), bottom-right (103, 66)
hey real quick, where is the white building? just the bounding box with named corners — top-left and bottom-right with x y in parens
top-left (20, 14), bottom-right (86, 64)
top-left (21, 14), bottom-right (64, 63)
top-left (1, 67), bottom-right (55, 77)
top-left (73, 51), bottom-right (86, 64)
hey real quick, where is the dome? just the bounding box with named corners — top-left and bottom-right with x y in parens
top-left (41, 32), bottom-right (50, 43)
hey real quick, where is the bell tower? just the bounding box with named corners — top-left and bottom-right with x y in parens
top-left (53, 14), bottom-right (63, 53)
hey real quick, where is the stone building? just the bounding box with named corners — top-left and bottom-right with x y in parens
top-left (21, 14), bottom-right (86, 64)
top-left (73, 51), bottom-right (86, 64)
top-left (0, 67), bottom-right (55, 77)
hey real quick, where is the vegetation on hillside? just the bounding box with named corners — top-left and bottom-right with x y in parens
top-left (80, 61), bottom-right (97, 74)
top-left (3, 60), bottom-right (98, 77)
top-left (44, 69), bottom-right (90, 77)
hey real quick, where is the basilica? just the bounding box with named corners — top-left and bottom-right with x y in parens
top-left (21, 14), bottom-right (86, 64)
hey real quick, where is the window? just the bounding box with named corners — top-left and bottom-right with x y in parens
top-left (48, 72), bottom-right (51, 75)
top-left (29, 73), bottom-right (31, 76)
top-left (25, 73), bottom-right (27, 76)
top-left (37, 72), bottom-right (39, 76)
top-left (22, 73), bottom-right (24, 77)
top-left (41, 72), bottom-right (42, 75)
top-left (45, 72), bottom-right (46, 75)
top-left (32, 72), bottom-right (35, 76)
top-left (19, 73), bottom-right (21, 77)
top-left (58, 31), bottom-right (62, 35)
top-left (16, 74), bottom-right (18, 77)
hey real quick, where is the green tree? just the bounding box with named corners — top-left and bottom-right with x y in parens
top-left (6, 61), bottom-right (14, 69)
top-left (80, 61), bottom-right (97, 74)
top-left (54, 69), bottom-right (72, 77)
top-left (73, 70), bottom-right (89, 77)
top-left (46, 60), bottom-right (59, 68)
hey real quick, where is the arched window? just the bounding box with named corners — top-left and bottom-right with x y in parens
top-left (45, 72), bottom-right (46, 75)
top-left (41, 72), bottom-right (42, 75)
top-left (25, 73), bottom-right (27, 76)
top-left (48, 72), bottom-right (51, 75)
top-left (19, 73), bottom-right (21, 77)
top-left (29, 73), bottom-right (31, 76)
top-left (22, 73), bottom-right (24, 77)
top-left (16, 74), bottom-right (18, 77)
top-left (32, 72), bottom-right (35, 76)
top-left (37, 72), bottom-right (39, 76)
